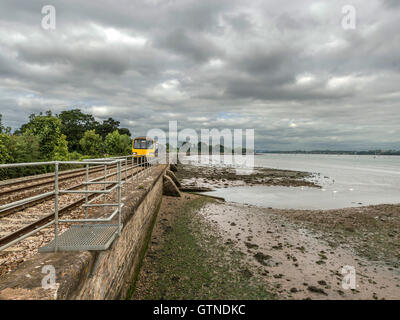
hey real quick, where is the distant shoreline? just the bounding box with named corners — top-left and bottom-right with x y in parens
top-left (255, 152), bottom-right (400, 156)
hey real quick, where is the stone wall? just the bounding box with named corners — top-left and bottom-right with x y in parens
top-left (0, 164), bottom-right (168, 300)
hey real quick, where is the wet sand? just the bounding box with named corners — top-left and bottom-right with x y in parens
top-left (132, 193), bottom-right (400, 300)
top-left (131, 194), bottom-right (275, 300)
top-left (199, 202), bottom-right (400, 299)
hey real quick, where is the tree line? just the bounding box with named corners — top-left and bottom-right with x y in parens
top-left (0, 109), bottom-right (132, 179)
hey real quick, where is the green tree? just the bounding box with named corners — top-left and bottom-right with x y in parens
top-left (53, 134), bottom-right (70, 161)
top-left (17, 113), bottom-right (35, 135)
top-left (0, 133), bottom-right (12, 164)
top-left (120, 134), bottom-right (132, 155)
top-left (0, 133), bottom-right (13, 179)
top-left (3, 133), bottom-right (44, 177)
top-left (104, 130), bottom-right (131, 156)
top-left (0, 114), bottom-right (4, 133)
top-left (79, 130), bottom-right (103, 157)
top-left (0, 114), bottom-right (11, 134)
top-left (58, 109), bottom-right (99, 152)
top-left (20, 113), bottom-right (62, 160)
top-left (96, 118), bottom-right (120, 140)
top-left (9, 133), bottom-right (41, 164)
top-left (117, 127), bottom-right (131, 137)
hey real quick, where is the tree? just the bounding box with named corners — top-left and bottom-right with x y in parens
top-left (117, 127), bottom-right (131, 137)
top-left (9, 133), bottom-right (41, 164)
top-left (58, 109), bottom-right (99, 152)
top-left (0, 133), bottom-right (12, 164)
top-left (104, 130), bottom-right (131, 156)
top-left (0, 114), bottom-right (11, 134)
top-left (96, 118), bottom-right (120, 140)
top-left (120, 134), bottom-right (132, 155)
top-left (20, 113), bottom-right (63, 160)
top-left (79, 130), bottom-right (103, 157)
top-left (53, 134), bottom-right (70, 161)
top-left (6, 133), bottom-right (44, 177)
top-left (0, 133), bottom-right (12, 179)
top-left (0, 132), bottom-right (43, 178)
top-left (0, 114), bottom-right (4, 133)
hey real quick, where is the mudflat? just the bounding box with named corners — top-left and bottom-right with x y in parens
top-left (132, 164), bottom-right (400, 300)
top-left (199, 201), bottom-right (400, 299)
top-left (132, 193), bottom-right (399, 300)
top-left (131, 194), bottom-right (275, 300)
top-left (175, 163), bottom-right (320, 189)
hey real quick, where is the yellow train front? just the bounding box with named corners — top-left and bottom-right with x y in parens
top-left (132, 136), bottom-right (157, 162)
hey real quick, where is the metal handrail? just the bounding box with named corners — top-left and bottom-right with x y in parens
top-left (52, 159), bottom-right (125, 251)
top-left (0, 154), bottom-right (165, 252)
top-left (49, 155), bottom-right (166, 251)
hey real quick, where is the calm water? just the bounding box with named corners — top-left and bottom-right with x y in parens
top-left (204, 154), bottom-right (400, 209)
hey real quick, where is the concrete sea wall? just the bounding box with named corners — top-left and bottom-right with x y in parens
top-left (0, 164), bottom-right (169, 300)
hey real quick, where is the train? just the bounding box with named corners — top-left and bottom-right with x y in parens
top-left (131, 136), bottom-right (158, 160)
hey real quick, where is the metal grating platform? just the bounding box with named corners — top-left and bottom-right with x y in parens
top-left (39, 224), bottom-right (120, 252)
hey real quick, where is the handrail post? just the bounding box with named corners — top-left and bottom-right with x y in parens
top-left (104, 164), bottom-right (107, 214)
top-left (131, 156), bottom-right (134, 191)
top-left (135, 157), bottom-right (138, 185)
top-left (85, 164), bottom-right (89, 218)
top-left (54, 162), bottom-right (59, 252)
top-left (125, 158), bottom-right (128, 195)
top-left (117, 160), bottom-right (122, 235)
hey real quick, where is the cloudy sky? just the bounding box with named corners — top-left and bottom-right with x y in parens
top-left (0, 0), bottom-right (399, 150)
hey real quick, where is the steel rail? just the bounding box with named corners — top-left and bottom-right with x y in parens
top-left (0, 163), bottom-right (106, 188)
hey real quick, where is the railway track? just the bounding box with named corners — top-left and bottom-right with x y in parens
top-left (0, 162), bottom-right (135, 217)
top-left (0, 162), bottom-right (150, 249)
top-left (0, 160), bottom-right (132, 198)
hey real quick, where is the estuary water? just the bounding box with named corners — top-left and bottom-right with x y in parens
top-left (204, 154), bottom-right (400, 210)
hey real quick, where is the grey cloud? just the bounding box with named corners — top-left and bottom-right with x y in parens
top-left (223, 13), bottom-right (254, 32)
top-left (0, 0), bottom-right (399, 150)
top-left (382, 0), bottom-right (400, 8)
top-left (154, 28), bottom-right (224, 62)
top-left (16, 43), bottom-right (130, 75)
